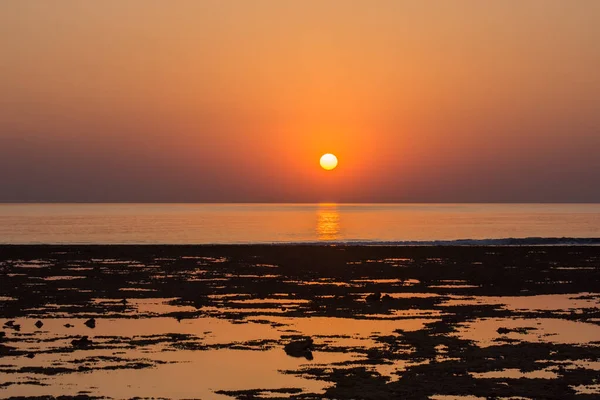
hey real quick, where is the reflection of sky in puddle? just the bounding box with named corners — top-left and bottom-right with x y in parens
top-left (389, 309), bottom-right (443, 318)
top-left (470, 367), bottom-right (558, 379)
top-left (3, 252), bottom-right (600, 400)
top-left (251, 316), bottom-right (431, 339)
top-left (230, 298), bottom-right (310, 305)
top-left (352, 278), bottom-right (419, 285)
top-left (3, 302), bottom-right (599, 399)
top-left (386, 292), bottom-right (440, 299)
top-left (441, 293), bottom-right (600, 311)
top-left (0, 349), bottom-right (333, 399)
top-left (429, 284), bottom-right (480, 289)
top-left (287, 280), bottom-right (352, 287)
top-left (554, 359), bottom-right (600, 371)
top-left (455, 318), bottom-right (600, 346)
top-left (203, 306), bottom-right (290, 314)
top-left (1, 314), bottom-right (437, 398)
top-left (572, 383), bottom-right (600, 394)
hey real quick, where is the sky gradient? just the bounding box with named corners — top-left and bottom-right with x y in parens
top-left (1, 1), bottom-right (599, 202)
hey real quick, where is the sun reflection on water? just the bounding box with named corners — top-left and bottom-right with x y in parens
top-left (316, 204), bottom-right (340, 241)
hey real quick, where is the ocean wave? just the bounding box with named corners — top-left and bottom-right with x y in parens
top-left (273, 237), bottom-right (600, 246)
top-left (2, 237), bottom-right (600, 246)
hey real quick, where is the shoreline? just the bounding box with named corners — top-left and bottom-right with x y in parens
top-left (2, 236), bottom-right (600, 247)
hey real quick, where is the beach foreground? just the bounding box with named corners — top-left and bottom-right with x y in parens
top-left (1, 245), bottom-right (599, 399)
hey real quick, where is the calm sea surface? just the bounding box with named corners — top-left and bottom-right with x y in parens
top-left (0, 203), bottom-right (599, 244)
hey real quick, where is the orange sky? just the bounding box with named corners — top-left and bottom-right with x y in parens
top-left (1, 1), bottom-right (599, 202)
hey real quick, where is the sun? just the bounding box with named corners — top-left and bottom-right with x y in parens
top-left (320, 153), bottom-right (338, 170)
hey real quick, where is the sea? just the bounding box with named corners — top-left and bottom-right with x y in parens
top-left (0, 203), bottom-right (599, 244)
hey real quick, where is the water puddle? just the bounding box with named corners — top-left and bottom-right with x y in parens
top-left (455, 318), bottom-right (600, 346)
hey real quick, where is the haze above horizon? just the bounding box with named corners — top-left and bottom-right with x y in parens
top-left (1, 1), bottom-right (599, 203)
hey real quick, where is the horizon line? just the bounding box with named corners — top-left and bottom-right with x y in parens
top-left (1, 202), bottom-right (600, 205)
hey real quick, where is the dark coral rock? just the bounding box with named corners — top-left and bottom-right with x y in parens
top-left (366, 292), bottom-right (382, 302)
top-left (284, 337), bottom-right (314, 360)
top-left (71, 336), bottom-right (93, 348)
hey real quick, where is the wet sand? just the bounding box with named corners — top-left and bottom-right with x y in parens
top-left (1, 245), bottom-right (599, 399)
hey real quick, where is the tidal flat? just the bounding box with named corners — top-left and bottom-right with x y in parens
top-left (1, 245), bottom-right (599, 399)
